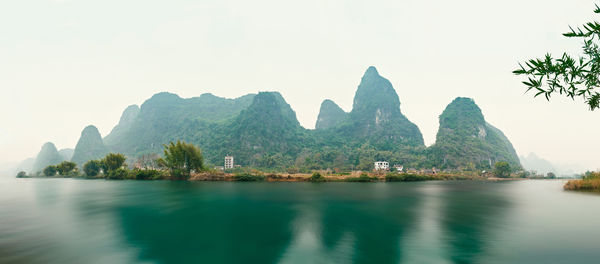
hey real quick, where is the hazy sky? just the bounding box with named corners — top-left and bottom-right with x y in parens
top-left (1, 0), bottom-right (599, 171)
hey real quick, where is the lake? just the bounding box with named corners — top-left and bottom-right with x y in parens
top-left (1, 178), bottom-right (599, 264)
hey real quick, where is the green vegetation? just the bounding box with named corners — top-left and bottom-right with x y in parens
top-left (71, 125), bottom-right (109, 166)
top-left (315, 100), bottom-right (347, 130)
top-left (101, 153), bottom-right (126, 173)
top-left (345, 173), bottom-right (378, 182)
top-left (132, 169), bottom-right (164, 180)
top-left (16, 171), bottom-right (27, 178)
top-left (106, 168), bottom-right (129, 180)
top-left (27, 67), bottom-right (522, 175)
top-left (564, 172), bottom-right (600, 191)
top-left (514, 5), bottom-right (600, 110)
top-left (309, 172), bottom-right (326, 182)
top-left (232, 173), bottom-right (265, 182)
top-left (43, 165), bottom-right (57, 177)
top-left (158, 141), bottom-right (204, 180)
top-left (385, 173), bottom-right (434, 182)
top-left (32, 142), bottom-right (64, 173)
top-left (493, 161), bottom-right (512, 178)
top-left (56, 161), bottom-right (77, 176)
top-left (83, 160), bottom-right (102, 177)
top-left (428, 98), bottom-right (521, 170)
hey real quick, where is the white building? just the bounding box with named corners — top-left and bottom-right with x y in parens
top-left (374, 161), bottom-right (389, 171)
top-left (225, 156), bottom-right (234, 169)
top-left (394, 165), bottom-right (404, 172)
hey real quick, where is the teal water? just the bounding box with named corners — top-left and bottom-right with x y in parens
top-left (1, 178), bottom-right (599, 264)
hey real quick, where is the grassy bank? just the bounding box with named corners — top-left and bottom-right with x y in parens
top-left (563, 172), bottom-right (600, 192)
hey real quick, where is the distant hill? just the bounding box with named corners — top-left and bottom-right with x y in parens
top-left (25, 67), bottom-right (522, 171)
top-left (103, 92), bottom-right (256, 156)
top-left (331, 66), bottom-right (425, 149)
top-left (32, 142), bottom-right (64, 173)
top-left (71, 125), bottom-right (109, 166)
top-left (58, 148), bottom-right (74, 161)
top-left (315, 100), bottom-right (347, 130)
top-left (428, 97), bottom-right (521, 169)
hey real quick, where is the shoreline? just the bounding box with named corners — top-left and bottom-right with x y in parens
top-left (17, 172), bottom-right (541, 183)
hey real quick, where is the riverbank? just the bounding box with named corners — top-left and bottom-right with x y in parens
top-left (563, 172), bottom-right (600, 192)
top-left (190, 172), bottom-right (495, 182)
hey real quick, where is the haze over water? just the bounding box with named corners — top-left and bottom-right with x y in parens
top-left (1, 179), bottom-right (599, 263)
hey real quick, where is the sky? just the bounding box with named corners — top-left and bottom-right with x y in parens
top-left (1, 0), bottom-right (599, 172)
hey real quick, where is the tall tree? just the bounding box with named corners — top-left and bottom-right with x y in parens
top-left (101, 153), bottom-right (126, 173)
top-left (83, 160), bottom-right (102, 177)
top-left (158, 141), bottom-right (204, 180)
top-left (43, 165), bottom-right (57, 177)
top-left (56, 161), bottom-right (77, 176)
top-left (514, 5), bottom-right (600, 110)
top-left (493, 161), bottom-right (512, 178)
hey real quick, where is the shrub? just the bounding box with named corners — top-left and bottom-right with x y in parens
top-left (107, 168), bottom-right (129, 180)
top-left (16, 171), bottom-right (27, 178)
top-left (83, 160), bottom-right (102, 177)
top-left (309, 172), bottom-right (326, 182)
top-left (232, 173), bottom-right (265, 182)
top-left (345, 173), bottom-right (377, 182)
top-left (385, 173), bottom-right (432, 182)
top-left (102, 153), bottom-right (126, 173)
top-left (134, 169), bottom-right (164, 180)
top-left (158, 141), bottom-right (204, 180)
top-left (56, 161), bottom-right (77, 176)
top-left (43, 165), bottom-right (57, 177)
top-left (564, 178), bottom-right (600, 191)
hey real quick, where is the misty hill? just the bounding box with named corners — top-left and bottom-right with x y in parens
top-left (315, 100), bottom-right (347, 130)
top-left (206, 92), bottom-right (311, 167)
top-left (331, 67), bottom-right (424, 149)
top-left (71, 125), bottom-right (109, 165)
top-left (104, 92), bottom-right (256, 155)
top-left (58, 148), bottom-right (74, 161)
top-left (14, 158), bottom-right (35, 174)
top-left (29, 66), bottom-right (521, 171)
top-left (428, 97), bottom-right (520, 169)
top-left (519, 153), bottom-right (556, 174)
top-left (104, 104), bottom-right (140, 146)
top-left (32, 142), bottom-right (64, 173)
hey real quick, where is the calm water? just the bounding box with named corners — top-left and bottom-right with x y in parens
top-left (1, 178), bottom-right (599, 264)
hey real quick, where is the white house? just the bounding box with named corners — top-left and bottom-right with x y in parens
top-left (394, 165), bottom-right (404, 172)
top-left (374, 161), bottom-right (389, 171)
top-left (225, 156), bottom-right (234, 169)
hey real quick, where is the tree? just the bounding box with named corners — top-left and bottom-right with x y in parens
top-left (16, 171), bottom-right (27, 178)
top-left (158, 141), bottom-right (204, 180)
top-left (56, 161), bottom-right (77, 176)
top-left (83, 160), bottom-right (102, 177)
top-left (309, 172), bottom-right (325, 182)
top-left (514, 5), bottom-right (600, 110)
top-left (547, 172), bottom-right (557, 179)
top-left (43, 165), bottom-right (57, 177)
top-left (101, 153), bottom-right (126, 173)
top-left (493, 161), bottom-right (511, 178)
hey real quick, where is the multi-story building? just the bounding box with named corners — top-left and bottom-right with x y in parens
top-left (225, 156), bottom-right (234, 169)
top-left (374, 161), bottom-right (389, 171)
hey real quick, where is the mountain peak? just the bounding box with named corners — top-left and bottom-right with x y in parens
top-left (364, 66), bottom-right (379, 77)
top-left (352, 67), bottom-right (400, 113)
top-left (82, 125), bottom-right (101, 135)
top-left (32, 142), bottom-right (62, 173)
top-left (315, 99), bottom-right (347, 130)
top-left (439, 97), bottom-right (485, 129)
top-left (71, 125), bottom-right (108, 165)
top-left (432, 97), bottom-right (520, 169)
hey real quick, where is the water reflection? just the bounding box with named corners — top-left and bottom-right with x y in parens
top-left (3, 179), bottom-right (600, 264)
top-left (438, 182), bottom-right (511, 264)
top-left (111, 182), bottom-right (297, 263)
